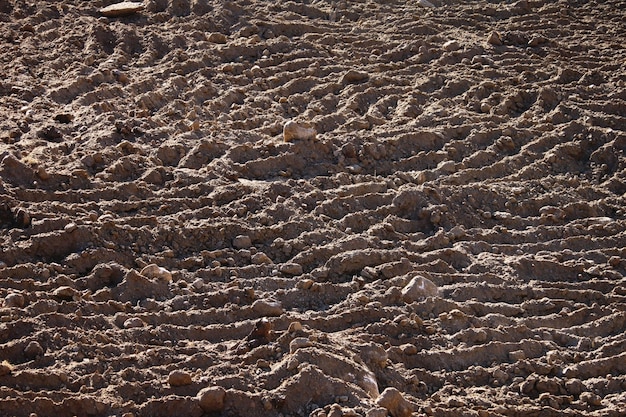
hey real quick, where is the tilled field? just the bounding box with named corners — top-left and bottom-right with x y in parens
top-left (1, 0), bottom-right (625, 416)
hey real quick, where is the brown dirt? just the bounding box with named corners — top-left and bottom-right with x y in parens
top-left (1, 0), bottom-right (625, 416)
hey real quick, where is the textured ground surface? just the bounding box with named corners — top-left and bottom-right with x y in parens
top-left (1, 0), bottom-right (625, 416)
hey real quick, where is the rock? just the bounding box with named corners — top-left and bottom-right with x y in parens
top-left (442, 40), bottom-right (461, 52)
top-left (487, 31), bottom-right (502, 46)
top-left (168, 370), bottom-right (192, 386)
top-left (288, 321), bottom-right (303, 333)
top-left (509, 350), bottom-right (526, 361)
top-left (283, 120), bottom-right (316, 142)
top-left (53, 286), bottom-right (79, 301)
top-left (5, 293), bottom-right (25, 308)
top-left (197, 386), bottom-right (226, 412)
top-left (99, 1), bottom-right (145, 17)
top-left (233, 235), bottom-right (252, 249)
top-left (0, 360), bottom-right (13, 376)
top-left (289, 337), bottom-right (312, 353)
top-left (375, 387), bottom-right (414, 417)
top-left (208, 33), bottom-right (227, 44)
top-left (279, 263), bottom-right (303, 276)
top-left (417, 0), bottom-right (435, 7)
top-left (123, 317), bottom-right (145, 328)
top-left (140, 264), bottom-right (172, 283)
top-left (24, 341), bottom-right (44, 359)
top-left (341, 70), bottom-right (369, 84)
top-left (400, 275), bottom-right (438, 302)
top-left (580, 391), bottom-right (602, 406)
top-left (565, 378), bottom-right (584, 396)
top-left (0, 154), bottom-right (35, 187)
top-left (252, 299), bottom-right (284, 317)
top-left (251, 252), bottom-right (272, 265)
top-left (366, 408), bottom-right (389, 417)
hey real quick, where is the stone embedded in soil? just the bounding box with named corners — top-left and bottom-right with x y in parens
top-left (197, 386), bottom-right (226, 412)
top-left (52, 286), bottom-right (79, 301)
top-left (0, 361), bottom-right (13, 376)
top-left (4, 293), bottom-right (25, 308)
top-left (251, 252), bottom-right (272, 265)
top-left (283, 120), bottom-right (316, 142)
top-left (140, 264), bottom-right (172, 282)
top-left (123, 317), bottom-right (145, 328)
top-left (24, 341), bottom-right (45, 359)
top-left (487, 31), bottom-right (503, 46)
top-left (341, 70), bottom-right (369, 84)
top-left (400, 275), bottom-right (438, 302)
top-left (252, 299), bottom-right (284, 316)
top-left (168, 370), bottom-right (193, 386)
top-left (288, 321), bottom-right (303, 333)
top-left (233, 235), bottom-right (252, 249)
top-left (289, 337), bottom-right (312, 353)
top-left (279, 263), bottom-right (303, 275)
top-left (375, 387), bottom-right (414, 417)
top-left (99, 1), bottom-right (145, 17)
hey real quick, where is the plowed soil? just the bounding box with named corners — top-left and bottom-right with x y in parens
top-left (1, 0), bottom-right (625, 416)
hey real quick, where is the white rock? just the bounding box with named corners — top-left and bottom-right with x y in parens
top-left (401, 275), bottom-right (438, 302)
top-left (140, 264), bottom-right (172, 282)
top-left (283, 120), bottom-right (316, 142)
top-left (252, 299), bottom-right (284, 317)
top-left (124, 317), bottom-right (145, 328)
top-left (289, 337), bottom-right (312, 353)
top-left (99, 1), bottom-right (145, 17)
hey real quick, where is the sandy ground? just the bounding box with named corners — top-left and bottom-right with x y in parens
top-left (1, 0), bottom-right (625, 416)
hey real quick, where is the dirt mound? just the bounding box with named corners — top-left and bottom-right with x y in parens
top-left (1, 0), bottom-right (625, 416)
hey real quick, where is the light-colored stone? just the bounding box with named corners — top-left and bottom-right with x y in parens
top-left (140, 264), bottom-right (172, 282)
top-left (401, 275), bottom-right (438, 302)
top-left (283, 120), bottom-right (316, 142)
top-left (252, 299), bottom-right (284, 317)
top-left (123, 317), bottom-right (145, 328)
top-left (442, 40), bottom-right (461, 52)
top-left (99, 1), bottom-right (145, 17)
top-left (279, 263), bottom-right (303, 275)
top-left (290, 337), bottom-right (312, 353)
top-left (375, 387), bottom-right (414, 417)
top-left (197, 386), bottom-right (226, 412)
top-left (53, 286), bottom-right (79, 301)
top-left (288, 321), bottom-right (303, 333)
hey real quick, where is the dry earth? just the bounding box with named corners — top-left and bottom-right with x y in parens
top-left (1, 0), bottom-right (625, 416)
